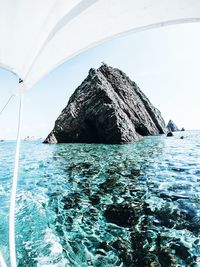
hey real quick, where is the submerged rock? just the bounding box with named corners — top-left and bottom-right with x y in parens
top-left (112, 239), bottom-right (133, 265)
top-left (44, 63), bottom-right (166, 144)
top-left (167, 120), bottom-right (179, 132)
top-left (104, 202), bottom-right (137, 227)
top-left (170, 243), bottom-right (191, 263)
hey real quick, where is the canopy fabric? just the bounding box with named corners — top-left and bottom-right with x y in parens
top-left (0, 0), bottom-right (200, 90)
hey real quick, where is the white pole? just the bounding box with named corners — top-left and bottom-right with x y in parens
top-left (0, 251), bottom-right (7, 267)
top-left (9, 92), bottom-right (24, 267)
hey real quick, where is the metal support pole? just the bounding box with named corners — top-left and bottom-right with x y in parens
top-left (9, 80), bottom-right (24, 267)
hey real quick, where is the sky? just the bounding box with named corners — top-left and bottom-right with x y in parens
top-left (0, 22), bottom-right (200, 140)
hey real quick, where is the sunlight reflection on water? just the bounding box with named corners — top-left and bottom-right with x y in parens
top-left (0, 130), bottom-right (200, 266)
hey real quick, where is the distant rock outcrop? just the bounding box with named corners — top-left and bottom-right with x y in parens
top-left (167, 120), bottom-right (179, 132)
top-left (167, 132), bottom-right (173, 137)
top-left (181, 127), bottom-right (185, 131)
top-left (44, 64), bottom-right (166, 144)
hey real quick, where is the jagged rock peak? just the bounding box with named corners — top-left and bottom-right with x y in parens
top-left (167, 120), bottom-right (179, 132)
top-left (44, 64), bottom-right (166, 144)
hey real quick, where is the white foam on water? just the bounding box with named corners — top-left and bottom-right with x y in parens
top-left (35, 228), bottom-right (69, 267)
top-left (44, 229), bottom-right (63, 255)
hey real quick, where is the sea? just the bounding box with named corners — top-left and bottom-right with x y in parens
top-left (0, 130), bottom-right (200, 267)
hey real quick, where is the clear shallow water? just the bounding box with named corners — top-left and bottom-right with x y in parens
top-left (0, 130), bottom-right (200, 267)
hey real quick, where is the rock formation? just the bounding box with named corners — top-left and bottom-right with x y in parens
top-left (167, 132), bottom-right (173, 137)
top-left (44, 64), bottom-right (166, 144)
top-left (167, 120), bottom-right (179, 132)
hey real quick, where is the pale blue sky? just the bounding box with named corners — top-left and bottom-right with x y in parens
top-left (0, 22), bottom-right (200, 140)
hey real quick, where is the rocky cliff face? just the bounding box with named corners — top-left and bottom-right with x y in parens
top-left (167, 120), bottom-right (179, 132)
top-left (44, 64), bottom-right (166, 144)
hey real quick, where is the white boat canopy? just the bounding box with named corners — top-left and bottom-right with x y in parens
top-left (0, 0), bottom-right (200, 91)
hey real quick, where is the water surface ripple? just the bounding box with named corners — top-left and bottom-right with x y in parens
top-left (0, 130), bottom-right (200, 266)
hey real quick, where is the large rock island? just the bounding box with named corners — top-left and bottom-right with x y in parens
top-left (44, 64), bottom-right (166, 144)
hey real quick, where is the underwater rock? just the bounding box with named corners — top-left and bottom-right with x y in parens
top-left (44, 63), bottom-right (166, 144)
top-left (89, 194), bottom-right (101, 205)
top-left (104, 202), bottom-right (137, 227)
top-left (99, 175), bottom-right (118, 193)
top-left (170, 243), bottom-right (191, 262)
top-left (63, 193), bottom-right (81, 210)
top-left (96, 241), bottom-right (113, 256)
top-left (67, 162), bottom-right (92, 172)
top-left (130, 230), bottom-right (151, 266)
top-left (112, 239), bottom-right (133, 265)
top-left (130, 169), bottom-right (140, 177)
top-left (167, 120), bottom-right (179, 132)
top-left (157, 250), bottom-right (174, 267)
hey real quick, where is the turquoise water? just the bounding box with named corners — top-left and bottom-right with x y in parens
top-left (0, 130), bottom-right (200, 267)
